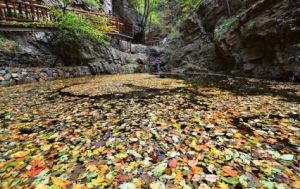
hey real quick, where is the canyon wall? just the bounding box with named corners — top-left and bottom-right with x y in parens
top-left (162, 0), bottom-right (300, 81)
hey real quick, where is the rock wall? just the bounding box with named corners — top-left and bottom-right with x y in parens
top-left (162, 0), bottom-right (300, 81)
top-left (215, 0), bottom-right (300, 80)
top-left (0, 66), bottom-right (91, 86)
top-left (0, 32), bottom-right (151, 86)
top-left (160, 14), bottom-right (217, 73)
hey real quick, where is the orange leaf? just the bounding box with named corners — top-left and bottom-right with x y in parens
top-left (221, 166), bottom-right (238, 177)
top-left (51, 177), bottom-right (72, 188)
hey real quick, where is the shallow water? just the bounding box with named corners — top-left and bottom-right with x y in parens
top-left (0, 73), bottom-right (299, 188)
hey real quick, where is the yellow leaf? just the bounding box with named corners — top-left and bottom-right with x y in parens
top-left (115, 152), bottom-right (128, 159)
top-left (51, 177), bottom-right (72, 188)
top-left (292, 181), bottom-right (300, 188)
top-left (116, 144), bottom-right (125, 150)
top-left (92, 176), bottom-right (105, 186)
top-left (218, 182), bottom-right (229, 189)
top-left (174, 170), bottom-right (183, 184)
top-left (86, 164), bottom-right (98, 172)
top-left (133, 178), bottom-right (142, 188)
top-left (35, 184), bottom-right (48, 189)
top-left (72, 183), bottom-right (88, 189)
top-left (93, 147), bottom-right (105, 155)
top-left (172, 123), bottom-right (181, 130)
top-left (11, 151), bottom-right (30, 158)
top-left (234, 133), bottom-right (243, 138)
top-left (41, 144), bottom-right (51, 151)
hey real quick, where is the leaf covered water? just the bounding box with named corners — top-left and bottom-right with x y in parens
top-left (0, 74), bottom-right (299, 188)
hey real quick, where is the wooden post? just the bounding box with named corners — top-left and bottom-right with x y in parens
top-left (5, 0), bottom-right (11, 17)
top-left (0, 1), bottom-right (4, 18)
top-left (18, 2), bottom-right (22, 18)
top-left (29, 0), bottom-right (34, 21)
top-left (25, 3), bottom-right (28, 20)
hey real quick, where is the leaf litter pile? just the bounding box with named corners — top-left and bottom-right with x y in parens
top-left (0, 73), bottom-right (299, 189)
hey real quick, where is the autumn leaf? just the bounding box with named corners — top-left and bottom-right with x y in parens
top-left (119, 182), bottom-right (136, 189)
top-left (168, 159), bottom-right (177, 168)
top-left (150, 181), bottom-right (166, 189)
top-left (25, 165), bottom-right (47, 177)
top-left (218, 182), bottom-right (229, 189)
top-left (51, 177), bottom-right (72, 188)
top-left (221, 166), bottom-right (238, 177)
top-left (11, 151), bottom-right (30, 158)
top-left (72, 183), bottom-right (88, 189)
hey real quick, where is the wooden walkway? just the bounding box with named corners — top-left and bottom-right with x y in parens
top-left (0, 0), bottom-right (134, 40)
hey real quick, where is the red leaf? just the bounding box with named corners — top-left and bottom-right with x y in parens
top-left (168, 159), bottom-right (177, 168)
top-left (26, 165), bottom-right (47, 177)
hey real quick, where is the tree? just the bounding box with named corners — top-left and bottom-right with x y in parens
top-left (128, 0), bottom-right (152, 42)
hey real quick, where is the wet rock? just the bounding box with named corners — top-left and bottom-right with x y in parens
top-left (0, 70), bottom-right (6, 75)
top-left (4, 73), bottom-right (11, 80)
top-left (243, 63), bottom-right (256, 72)
top-left (11, 73), bottom-right (19, 78)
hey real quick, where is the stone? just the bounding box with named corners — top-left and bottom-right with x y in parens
top-left (131, 44), bottom-right (148, 54)
top-left (21, 71), bottom-right (28, 76)
top-left (0, 76), bottom-right (4, 81)
top-left (0, 70), bottom-right (6, 75)
top-left (11, 73), bottom-right (19, 78)
top-left (29, 73), bottom-right (40, 80)
top-left (0, 79), bottom-right (15, 86)
top-left (243, 63), bottom-right (256, 71)
top-left (4, 73), bottom-right (11, 80)
top-left (42, 69), bottom-right (53, 77)
top-left (39, 72), bottom-right (48, 79)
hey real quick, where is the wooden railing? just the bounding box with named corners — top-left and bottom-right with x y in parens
top-left (68, 8), bottom-right (134, 38)
top-left (0, 0), bottom-right (134, 39)
top-left (0, 0), bottom-right (53, 22)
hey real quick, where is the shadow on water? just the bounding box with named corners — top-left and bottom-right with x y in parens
top-left (164, 73), bottom-right (300, 103)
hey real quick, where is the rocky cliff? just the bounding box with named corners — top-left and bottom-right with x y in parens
top-left (162, 0), bottom-right (300, 81)
top-left (215, 0), bottom-right (300, 81)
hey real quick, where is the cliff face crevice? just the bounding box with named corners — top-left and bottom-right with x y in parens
top-left (215, 0), bottom-right (300, 80)
top-left (162, 0), bottom-right (300, 81)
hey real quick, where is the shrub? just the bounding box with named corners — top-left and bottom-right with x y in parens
top-left (49, 8), bottom-right (111, 45)
top-left (0, 36), bottom-right (22, 52)
top-left (84, 0), bottom-right (100, 10)
top-left (214, 17), bottom-right (237, 41)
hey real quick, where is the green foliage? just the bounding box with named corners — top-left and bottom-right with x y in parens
top-left (179, 0), bottom-right (201, 21)
top-left (247, 20), bottom-right (256, 30)
top-left (0, 36), bottom-right (22, 52)
top-left (84, 0), bottom-right (100, 10)
top-left (169, 26), bottom-right (180, 39)
top-left (214, 17), bottom-right (237, 41)
top-left (49, 7), bottom-right (110, 45)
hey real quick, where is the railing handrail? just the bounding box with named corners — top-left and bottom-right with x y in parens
top-left (0, 0), bottom-right (134, 39)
